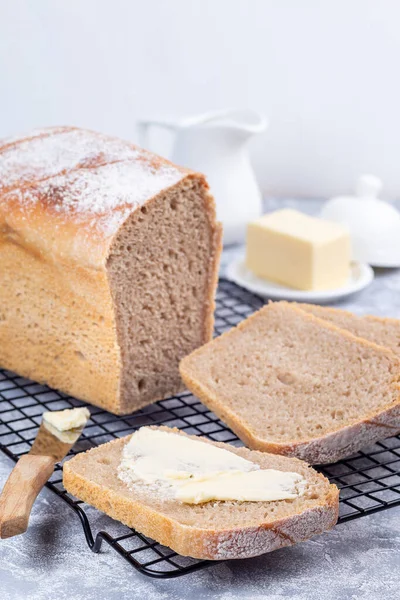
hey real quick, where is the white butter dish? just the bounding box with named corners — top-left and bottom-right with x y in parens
top-left (226, 255), bottom-right (374, 304)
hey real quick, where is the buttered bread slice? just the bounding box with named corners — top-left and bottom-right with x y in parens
top-left (63, 426), bottom-right (338, 560)
top-left (180, 302), bottom-right (400, 464)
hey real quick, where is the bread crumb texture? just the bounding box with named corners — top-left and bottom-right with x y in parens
top-left (180, 302), bottom-right (400, 464)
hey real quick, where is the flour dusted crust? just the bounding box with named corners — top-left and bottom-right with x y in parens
top-left (63, 427), bottom-right (339, 560)
top-left (0, 126), bottom-right (189, 267)
top-left (0, 127), bottom-right (221, 414)
top-left (180, 303), bottom-right (400, 464)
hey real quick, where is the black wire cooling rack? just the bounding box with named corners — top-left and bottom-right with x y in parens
top-left (1, 279), bottom-right (400, 578)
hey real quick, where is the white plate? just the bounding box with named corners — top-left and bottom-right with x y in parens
top-left (225, 256), bottom-right (374, 303)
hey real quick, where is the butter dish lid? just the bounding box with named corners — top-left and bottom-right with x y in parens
top-left (320, 175), bottom-right (400, 267)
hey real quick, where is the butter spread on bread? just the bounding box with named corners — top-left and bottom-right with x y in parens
top-left (117, 428), bottom-right (306, 504)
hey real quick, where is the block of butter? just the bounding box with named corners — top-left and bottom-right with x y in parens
top-left (246, 209), bottom-right (351, 291)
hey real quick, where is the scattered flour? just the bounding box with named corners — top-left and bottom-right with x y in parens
top-left (0, 127), bottom-right (139, 191)
top-left (38, 160), bottom-right (183, 215)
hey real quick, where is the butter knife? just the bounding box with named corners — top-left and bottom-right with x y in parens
top-left (0, 414), bottom-right (87, 539)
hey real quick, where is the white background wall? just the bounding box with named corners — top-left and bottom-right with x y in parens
top-left (0, 0), bottom-right (399, 198)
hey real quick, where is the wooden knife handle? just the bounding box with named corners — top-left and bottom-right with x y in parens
top-left (0, 454), bottom-right (55, 539)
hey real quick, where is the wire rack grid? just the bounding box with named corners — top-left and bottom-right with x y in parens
top-left (0, 279), bottom-right (400, 578)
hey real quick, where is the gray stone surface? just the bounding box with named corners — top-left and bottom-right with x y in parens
top-left (0, 458), bottom-right (399, 600)
top-left (1, 198), bottom-right (400, 599)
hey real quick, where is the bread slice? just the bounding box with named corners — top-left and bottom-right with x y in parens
top-left (180, 302), bottom-right (400, 464)
top-left (63, 426), bottom-right (338, 560)
top-left (297, 303), bottom-right (400, 357)
top-left (0, 127), bottom-right (222, 414)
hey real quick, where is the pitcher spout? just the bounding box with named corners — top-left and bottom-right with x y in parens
top-left (177, 108), bottom-right (267, 139)
top-left (206, 108), bottom-right (267, 135)
top-left (137, 108), bottom-right (267, 142)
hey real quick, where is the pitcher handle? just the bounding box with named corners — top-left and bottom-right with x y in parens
top-left (136, 121), bottom-right (152, 149)
top-left (136, 119), bottom-right (177, 150)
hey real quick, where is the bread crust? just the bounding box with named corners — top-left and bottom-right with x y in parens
top-left (180, 303), bottom-right (400, 464)
top-left (297, 302), bottom-right (400, 357)
top-left (63, 428), bottom-right (339, 560)
top-left (298, 302), bottom-right (400, 331)
top-left (201, 191), bottom-right (223, 345)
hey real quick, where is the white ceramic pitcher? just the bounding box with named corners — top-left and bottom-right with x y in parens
top-left (137, 109), bottom-right (267, 245)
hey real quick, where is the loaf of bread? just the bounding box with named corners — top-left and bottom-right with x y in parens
top-left (63, 426), bottom-right (339, 560)
top-left (180, 302), bottom-right (400, 464)
top-left (0, 127), bottom-right (222, 414)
